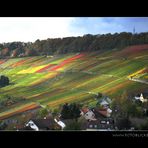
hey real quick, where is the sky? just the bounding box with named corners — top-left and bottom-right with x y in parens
top-left (0, 17), bottom-right (148, 43)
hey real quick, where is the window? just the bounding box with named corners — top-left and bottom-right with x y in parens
top-left (89, 125), bottom-right (93, 128)
top-left (94, 125), bottom-right (97, 128)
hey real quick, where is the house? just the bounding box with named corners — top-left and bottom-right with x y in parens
top-left (97, 96), bottom-right (112, 108)
top-left (80, 107), bottom-right (89, 115)
top-left (86, 118), bottom-right (114, 131)
top-left (100, 100), bottom-right (109, 107)
top-left (86, 120), bottom-right (100, 130)
top-left (134, 92), bottom-right (148, 103)
top-left (25, 120), bottom-right (39, 131)
top-left (18, 53), bottom-right (25, 57)
top-left (81, 107), bottom-right (97, 121)
top-left (54, 118), bottom-right (66, 130)
top-left (25, 118), bottom-right (56, 131)
top-left (93, 107), bottom-right (112, 118)
top-left (105, 96), bottom-right (112, 104)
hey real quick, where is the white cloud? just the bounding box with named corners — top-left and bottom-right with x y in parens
top-left (1, 17), bottom-right (147, 43)
top-left (0, 17), bottom-right (76, 43)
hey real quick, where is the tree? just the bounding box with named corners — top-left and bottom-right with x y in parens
top-left (63, 119), bottom-right (81, 130)
top-left (112, 91), bottom-right (144, 119)
top-left (0, 48), bottom-right (10, 57)
top-left (38, 107), bottom-right (49, 118)
top-left (114, 91), bottom-right (128, 117)
top-left (52, 108), bottom-right (59, 117)
top-left (1, 32), bottom-right (148, 58)
top-left (69, 103), bottom-right (81, 121)
top-left (127, 103), bottom-right (137, 117)
top-left (41, 108), bottom-right (48, 117)
top-left (95, 92), bottom-right (102, 100)
top-left (24, 48), bottom-right (38, 56)
top-left (112, 91), bottom-right (132, 118)
top-left (61, 103), bottom-right (71, 119)
top-left (61, 103), bottom-right (81, 120)
top-left (116, 117), bottom-right (131, 130)
top-left (77, 116), bottom-right (87, 130)
top-left (0, 121), bottom-right (7, 130)
top-left (139, 120), bottom-right (148, 130)
top-left (0, 75), bottom-right (9, 87)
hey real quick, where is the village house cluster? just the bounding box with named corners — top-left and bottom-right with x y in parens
top-left (18, 94), bottom-right (114, 131)
top-left (0, 92), bottom-right (148, 131)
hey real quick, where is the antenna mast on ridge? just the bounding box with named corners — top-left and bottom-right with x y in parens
top-left (133, 26), bottom-right (135, 34)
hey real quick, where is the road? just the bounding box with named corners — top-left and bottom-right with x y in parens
top-left (128, 77), bottom-right (148, 84)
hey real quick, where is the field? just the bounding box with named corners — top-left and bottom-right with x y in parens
top-left (0, 44), bottom-right (148, 120)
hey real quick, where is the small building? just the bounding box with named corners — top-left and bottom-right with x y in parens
top-left (86, 118), bottom-right (114, 131)
top-left (97, 96), bottom-right (112, 108)
top-left (81, 107), bottom-right (97, 121)
top-left (81, 107), bottom-right (89, 115)
top-left (100, 100), bottom-right (109, 107)
top-left (54, 118), bottom-right (66, 130)
top-left (25, 118), bottom-right (57, 131)
top-left (25, 120), bottom-right (39, 131)
top-left (134, 92), bottom-right (148, 103)
top-left (86, 120), bottom-right (100, 130)
top-left (93, 108), bottom-right (112, 118)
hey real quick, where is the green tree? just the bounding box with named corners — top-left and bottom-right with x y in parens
top-left (61, 103), bottom-right (81, 120)
top-left (63, 119), bottom-right (81, 130)
top-left (69, 103), bottom-right (81, 121)
top-left (38, 107), bottom-right (49, 118)
top-left (52, 108), bottom-right (59, 117)
top-left (117, 91), bottom-right (130, 117)
top-left (116, 117), bottom-right (131, 130)
top-left (61, 103), bottom-right (71, 119)
top-left (139, 120), bottom-right (148, 130)
top-left (0, 75), bottom-right (9, 87)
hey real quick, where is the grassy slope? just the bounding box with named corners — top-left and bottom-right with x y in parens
top-left (0, 45), bottom-right (148, 119)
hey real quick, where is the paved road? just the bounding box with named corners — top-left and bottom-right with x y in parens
top-left (128, 77), bottom-right (148, 84)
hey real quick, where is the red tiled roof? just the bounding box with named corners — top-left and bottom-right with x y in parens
top-left (94, 108), bottom-right (108, 117)
top-left (81, 108), bottom-right (89, 114)
top-left (98, 110), bottom-right (108, 117)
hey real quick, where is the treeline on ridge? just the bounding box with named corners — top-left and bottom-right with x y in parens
top-left (0, 32), bottom-right (148, 58)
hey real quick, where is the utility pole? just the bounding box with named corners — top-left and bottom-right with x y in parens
top-left (133, 26), bottom-right (135, 34)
